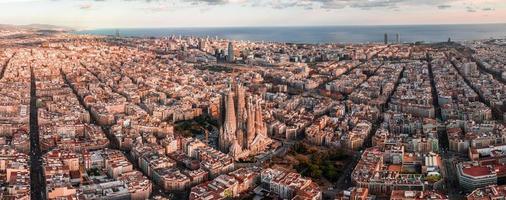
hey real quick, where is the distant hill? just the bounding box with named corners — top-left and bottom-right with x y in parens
top-left (0, 24), bottom-right (74, 32)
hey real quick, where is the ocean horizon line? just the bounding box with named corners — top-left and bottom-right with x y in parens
top-left (76, 24), bottom-right (506, 44)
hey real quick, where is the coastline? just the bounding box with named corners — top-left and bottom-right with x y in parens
top-left (75, 23), bottom-right (506, 44)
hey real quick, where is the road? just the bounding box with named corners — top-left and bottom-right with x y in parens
top-left (447, 55), bottom-right (502, 121)
top-left (29, 66), bottom-right (46, 200)
top-left (426, 54), bottom-right (450, 151)
top-left (234, 140), bottom-right (294, 169)
top-left (335, 151), bottom-right (360, 190)
top-left (0, 52), bottom-right (15, 80)
top-left (441, 151), bottom-right (465, 199)
top-left (61, 67), bottom-right (177, 199)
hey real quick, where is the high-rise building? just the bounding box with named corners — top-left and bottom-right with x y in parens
top-left (384, 33), bottom-right (388, 45)
top-left (396, 33), bottom-right (400, 44)
top-left (227, 42), bottom-right (235, 62)
top-left (198, 38), bottom-right (206, 51)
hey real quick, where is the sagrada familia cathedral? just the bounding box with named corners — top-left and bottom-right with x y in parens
top-left (219, 84), bottom-right (272, 160)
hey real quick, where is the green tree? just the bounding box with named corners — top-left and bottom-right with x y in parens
top-left (294, 142), bottom-right (307, 154)
top-left (323, 163), bottom-right (340, 182)
top-left (425, 175), bottom-right (441, 183)
top-left (309, 164), bottom-right (322, 178)
top-left (223, 189), bottom-right (233, 198)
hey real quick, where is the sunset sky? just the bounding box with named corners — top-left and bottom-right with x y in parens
top-left (1, 0), bottom-right (505, 29)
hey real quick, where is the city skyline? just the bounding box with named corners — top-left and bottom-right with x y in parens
top-left (1, 4), bottom-right (506, 199)
top-left (1, 0), bottom-right (506, 29)
top-left (1, 1), bottom-right (506, 200)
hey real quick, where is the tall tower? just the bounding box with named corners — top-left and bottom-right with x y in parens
top-left (224, 91), bottom-right (237, 133)
top-left (396, 33), bottom-right (400, 44)
top-left (384, 33), bottom-right (388, 45)
top-left (254, 98), bottom-right (266, 137)
top-left (198, 38), bottom-right (206, 51)
top-left (227, 42), bottom-right (235, 63)
top-left (220, 91), bottom-right (237, 152)
top-left (234, 84), bottom-right (246, 148)
top-left (236, 128), bottom-right (244, 151)
top-left (235, 84), bottom-right (246, 127)
top-left (245, 96), bottom-right (256, 148)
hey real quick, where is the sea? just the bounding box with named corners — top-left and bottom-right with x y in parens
top-left (76, 23), bottom-right (506, 44)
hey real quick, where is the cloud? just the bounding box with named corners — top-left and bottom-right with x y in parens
top-left (185, 0), bottom-right (227, 5)
top-left (183, 0), bottom-right (246, 5)
top-left (291, 0), bottom-right (405, 10)
top-left (268, 0), bottom-right (313, 10)
top-left (144, 4), bottom-right (173, 11)
top-left (252, 0), bottom-right (463, 10)
top-left (437, 4), bottom-right (451, 9)
top-left (66, 0), bottom-right (501, 13)
top-left (88, 0), bottom-right (455, 9)
top-left (114, 0), bottom-right (248, 6)
top-left (79, 3), bottom-right (93, 9)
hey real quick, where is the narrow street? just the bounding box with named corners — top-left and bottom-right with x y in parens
top-left (316, 62), bottom-right (363, 90)
top-left (29, 66), bottom-right (46, 200)
top-left (447, 57), bottom-right (502, 121)
top-left (333, 152), bottom-right (360, 190)
top-left (426, 55), bottom-right (463, 199)
top-left (61, 68), bottom-right (174, 199)
top-left (361, 63), bottom-right (403, 148)
top-left (426, 55), bottom-right (449, 150)
top-left (474, 60), bottom-right (506, 84)
top-left (0, 53), bottom-right (15, 80)
top-left (442, 154), bottom-right (464, 199)
top-left (332, 64), bottom-right (405, 193)
top-left (61, 69), bottom-right (120, 148)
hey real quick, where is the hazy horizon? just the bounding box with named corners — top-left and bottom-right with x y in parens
top-left (77, 24), bottom-right (506, 44)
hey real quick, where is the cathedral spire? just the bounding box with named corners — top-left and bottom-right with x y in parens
top-left (254, 98), bottom-right (266, 137)
top-left (246, 95), bottom-right (256, 148)
top-left (235, 83), bottom-right (246, 129)
top-left (220, 91), bottom-right (237, 152)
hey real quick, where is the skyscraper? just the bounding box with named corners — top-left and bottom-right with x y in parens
top-left (227, 42), bottom-right (235, 62)
top-left (198, 38), bottom-right (206, 51)
top-left (396, 33), bottom-right (400, 44)
top-left (384, 33), bottom-right (388, 45)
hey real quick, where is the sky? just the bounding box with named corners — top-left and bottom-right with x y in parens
top-left (0, 0), bottom-right (505, 29)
